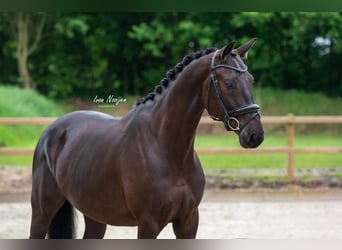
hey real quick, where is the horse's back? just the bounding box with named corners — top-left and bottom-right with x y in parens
top-left (34, 110), bottom-right (120, 169)
top-left (35, 110), bottom-right (117, 153)
top-left (51, 110), bottom-right (118, 129)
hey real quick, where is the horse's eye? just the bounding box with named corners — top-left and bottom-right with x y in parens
top-left (224, 80), bottom-right (235, 89)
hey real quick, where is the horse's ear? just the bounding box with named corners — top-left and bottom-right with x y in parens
top-left (221, 41), bottom-right (235, 60)
top-left (236, 38), bottom-right (257, 60)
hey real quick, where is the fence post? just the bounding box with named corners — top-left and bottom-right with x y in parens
top-left (287, 113), bottom-right (295, 180)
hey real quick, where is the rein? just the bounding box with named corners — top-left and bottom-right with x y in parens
top-left (207, 50), bottom-right (260, 131)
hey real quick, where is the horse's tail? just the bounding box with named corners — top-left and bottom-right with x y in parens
top-left (48, 200), bottom-right (76, 239)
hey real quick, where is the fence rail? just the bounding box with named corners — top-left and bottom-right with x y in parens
top-left (1, 115), bottom-right (341, 179)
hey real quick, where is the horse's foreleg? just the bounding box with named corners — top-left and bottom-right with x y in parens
top-left (83, 216), bottom-right (107, 239)
top-left (137, 216), bottom-right (160, 239)
top-left (172, 208), bottom-right (199, 239)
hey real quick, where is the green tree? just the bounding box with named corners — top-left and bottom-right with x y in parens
top-left (127, 12), bottom-right (237, 93)
top-left (1, 12), bottom-right (342, 99)
top-left (230, 12), bottom-right (342, 96)
top-left (30, 13), bottom-right (153, 98)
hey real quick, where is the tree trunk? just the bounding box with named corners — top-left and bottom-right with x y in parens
top-left (17, 13), bottom-right (31, 89)
top-left (17, 12), bottom-right (46, 89)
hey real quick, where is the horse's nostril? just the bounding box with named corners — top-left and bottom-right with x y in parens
top-left (251, 133), bottom-right (258, 143)
top-left (250, 133), bottom-right (263, 145)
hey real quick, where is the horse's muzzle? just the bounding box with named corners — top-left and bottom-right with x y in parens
top-left (239, 129), bottom-right (264, 148)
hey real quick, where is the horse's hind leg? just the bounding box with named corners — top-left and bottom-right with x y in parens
top-left (83, 216), bottom-right (107, 239)
top-left (29, 160), bottom-right (66, 239)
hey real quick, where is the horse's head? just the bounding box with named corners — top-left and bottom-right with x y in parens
top-left (204, 38), bottom-right (264, 148)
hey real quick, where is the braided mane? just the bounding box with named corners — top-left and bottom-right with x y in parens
top-left (136, 47), bottom-right (217, 106)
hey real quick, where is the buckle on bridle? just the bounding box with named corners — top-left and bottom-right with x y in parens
top-left (225, 116), bottom-right (240, 131)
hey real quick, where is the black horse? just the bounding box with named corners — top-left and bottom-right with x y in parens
top-left (29, 39), bottom-right (264, 239)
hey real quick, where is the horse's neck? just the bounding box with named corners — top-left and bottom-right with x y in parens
top-left (149, 56), bottom-right (210, 156)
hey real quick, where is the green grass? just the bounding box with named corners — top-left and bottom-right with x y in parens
top-left (0, 155), bottom-right (33, 167)
top-left (195, 134), bottom-right (342, 170)
top-left (0, 85), bottom-right (63, 117)
top-left (253, 87), bottom-right (342, 115)
top-left (0, 86), bottom-right (63, 148)
top-left (195, 134), bottom-right (342, 148)
top-left (0, 85), bottom-right (64, 167)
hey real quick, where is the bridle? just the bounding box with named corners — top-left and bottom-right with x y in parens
top-left (207, 50), bottom-right (260, 131)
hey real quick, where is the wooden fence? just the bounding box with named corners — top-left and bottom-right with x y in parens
top-left (0, 115), bottom-right (342, 179)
